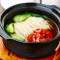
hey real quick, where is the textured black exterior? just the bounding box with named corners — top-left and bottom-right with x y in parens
top-left (0, 3), bottom-right (60, 59)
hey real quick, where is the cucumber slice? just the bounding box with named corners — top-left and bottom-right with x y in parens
top-left (13, 15), bottom-right (20, 22)
top-left (13, 13), bottom-right (31, 22)
top-left (10, 34), bottom-right (24, 41)
top-left (30, 13), bottom-right (42, 17)
top-left (5, 23), bottom-right (14, 33)
top-left (29, 13), bottom-right (50, 20)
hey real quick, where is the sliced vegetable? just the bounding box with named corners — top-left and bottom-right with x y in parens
top-left (29, 13), bottom-right (50, 20)
top-left (5, 23), bottom-right (14, 33)
top-left (13, 15), bottom-right (20, 22)
top-left (13, 13), bottom-right (31, 22)
top-left (10, 34), bottom-right (24, 41)
top-left (30, 13), bottom-right (42, 17)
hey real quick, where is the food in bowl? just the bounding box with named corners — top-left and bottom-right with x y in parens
top-left (5, 13), bottom-right (58, 42)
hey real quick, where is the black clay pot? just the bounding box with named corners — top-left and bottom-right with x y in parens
top-left (0, 3), bottom-right (60, 59)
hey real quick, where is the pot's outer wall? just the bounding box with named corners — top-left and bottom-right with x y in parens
top-left (0, 3), bottom-right (60, 59)
top-left (3, 39), bottom-right (59, 58)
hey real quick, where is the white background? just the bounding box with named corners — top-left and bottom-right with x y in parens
top-left (0, 0), bottom-right (60, 9)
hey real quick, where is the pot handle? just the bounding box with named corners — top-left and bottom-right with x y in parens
top-left (0, 27), bottom-right (11, 40)
top-left (50, 5), bottom-right (60, 16)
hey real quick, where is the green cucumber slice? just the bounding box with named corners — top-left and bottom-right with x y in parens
top-left (10, 34), bottom-right (24, 41)
top-left (5, 23), bottom-right (14, 33)
top-left (13, 13), bottom-right (31, 22)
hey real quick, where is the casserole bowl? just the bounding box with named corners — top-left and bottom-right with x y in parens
top-left (0, 3), bottom-right (60, 59)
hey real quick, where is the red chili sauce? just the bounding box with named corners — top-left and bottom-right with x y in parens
top-left (27, 29), bottom-right (53, 42)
